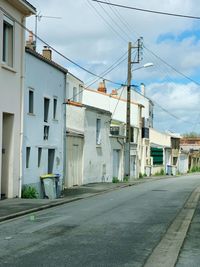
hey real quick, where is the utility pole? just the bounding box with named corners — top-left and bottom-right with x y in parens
top-left (125, 38), bottom-right (143, 179)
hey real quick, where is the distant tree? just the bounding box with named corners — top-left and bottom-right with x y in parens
top-left (183, 132), bottom-right (200, 138)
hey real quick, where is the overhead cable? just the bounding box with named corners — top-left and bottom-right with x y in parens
top-left (92, 0), bottom-right (200, 20)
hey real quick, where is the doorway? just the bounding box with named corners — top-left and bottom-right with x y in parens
top-left (113, 149), bottom-right (120, 178)
top-left (1, 113), bottom-right (14, 199)
top-left (48, 149), bottom-right (55, 174)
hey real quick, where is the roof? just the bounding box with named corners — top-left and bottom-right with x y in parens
top-left (84, 104), bottom-right (112, 115)
top-left (84, 88), bottom-right (144, 108)
top-left (7, 0), bottom-right (36, 15)
top-left (25, 47), bottom-right (68, 74)
top-left (66, 100), bottom-right (84, 108)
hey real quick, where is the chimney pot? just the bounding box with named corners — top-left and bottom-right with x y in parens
top-left (97, 80), bottom-right (107, 93)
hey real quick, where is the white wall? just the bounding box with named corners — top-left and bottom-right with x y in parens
top-left (66, 72), bottom-right (83, 102)
top-left (150, 128), bottom-right (171, 148)
top-left (83, 89), bottom-right (140, 127)
top-left (83, 108), bottom-right (112, 183)
top-left (0, 1), bottom-right (34, 198)
top-left (23, 51), bottom-right (66, 196)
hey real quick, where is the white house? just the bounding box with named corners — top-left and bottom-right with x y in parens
top-left (23, 46), bottom-right (67, 197)
top-left (0, 0), bottom-right (36, 199)
top-left (82, 83), bottom-right (144, 179)
top-left (149, 128), bottom-right (171, 175)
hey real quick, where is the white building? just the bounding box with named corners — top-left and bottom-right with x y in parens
top-left (65, 99), bottom-right (124, 187)
top-left (23, 47), bottom-right (67, 197)
top-left (0, 0), bottom-right (36, 199)
top-left (82, 84), bottom-right (144, 179)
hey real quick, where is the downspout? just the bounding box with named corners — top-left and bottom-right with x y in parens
top-left (62, 72), bottom-right (68, 191)
top-left (19, 16), bottom-right (26, 198)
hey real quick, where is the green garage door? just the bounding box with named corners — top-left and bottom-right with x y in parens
top-left (151, 147), bottom-right (163, 165)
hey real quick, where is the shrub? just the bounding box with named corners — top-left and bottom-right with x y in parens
top-left (112, 177), bottom-right (119, 183)
top-left (22, 186), bottom-right (38, 199)
top-left (123, 176), bottom-right (129, 182)
top-left (139, 173), bottom-right (144, 179)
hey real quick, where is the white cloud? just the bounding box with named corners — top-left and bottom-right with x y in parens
top-left (26, 0), bottom-right (200, 133)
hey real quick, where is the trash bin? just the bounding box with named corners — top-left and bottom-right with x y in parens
top-left (166, 165), bottom-right (173, 175)
top-left (40, 174), bottom-right (60, 199)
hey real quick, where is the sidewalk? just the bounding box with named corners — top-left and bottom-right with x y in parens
top-left (0, 175), bottom-right (193, 223)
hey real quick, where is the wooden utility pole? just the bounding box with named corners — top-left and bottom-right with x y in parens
top-left (125, 39), bottom-right (142, 179)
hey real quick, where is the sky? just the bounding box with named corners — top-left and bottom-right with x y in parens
top-left (26, 0), bottom-right (200, 134)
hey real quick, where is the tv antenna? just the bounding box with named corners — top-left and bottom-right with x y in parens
top-left (35, 12), bottom-right (62, 49)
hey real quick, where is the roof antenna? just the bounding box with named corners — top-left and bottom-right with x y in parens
top-left (35, 12), bottom-right (62, 50)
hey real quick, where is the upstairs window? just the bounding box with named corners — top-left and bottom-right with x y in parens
top-left (2, 16), bottom-right (14, 67)
top-left (73, 87), bottom-right (78, 102)
top-left (28, 90), bottom-right (34, 114)
top-left (96, 118), bottom-right (101, 145)
top-left (44, 98), bottom-right (50, 122)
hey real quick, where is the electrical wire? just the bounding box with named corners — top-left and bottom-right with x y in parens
top-left (92, 0), bottom-right (200, 20)
top-left (0, 6), bottom-right (127, 88)
top-left (86, 0), bottom-right (128, 43)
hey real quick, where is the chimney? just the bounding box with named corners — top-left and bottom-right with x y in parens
top-left (111, 89), bottom-right (118, 96)
top-left (141, 83), bottom-right (145, 96)
top-left (26, 31), bottom-right (36, 50)
top-left (97, 80), bottom-right (107, 93)
top-left (42, 46), bottom-right (52, 60)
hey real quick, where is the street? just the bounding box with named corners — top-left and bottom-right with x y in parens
top-left (0, 175), bottom-right (200, 267)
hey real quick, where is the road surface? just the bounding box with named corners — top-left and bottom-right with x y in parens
top-left (0, 175), bottom-right (200, 267)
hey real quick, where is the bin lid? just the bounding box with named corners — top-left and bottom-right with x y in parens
top-left (40, 174), bottom-right (55, 179)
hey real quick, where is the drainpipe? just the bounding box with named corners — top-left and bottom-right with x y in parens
top-left (19, 16), bottom-right (26, 198)
top-left (62, 72), bottom-right (68, 191)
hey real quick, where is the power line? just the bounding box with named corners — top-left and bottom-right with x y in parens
top-left (92, 0), bottom-right (200, 20)
top-left (0, 6), bottom-right (127, 88)
top-left (86, 0), bottom-right (128, 43)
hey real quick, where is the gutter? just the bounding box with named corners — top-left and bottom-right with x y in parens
top-left (19, 16), bottom-right (26, 198)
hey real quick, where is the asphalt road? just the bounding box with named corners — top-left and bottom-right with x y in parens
top-left (0, 175), bottom-right (200, 267)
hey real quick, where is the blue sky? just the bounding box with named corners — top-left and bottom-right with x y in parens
top-left (26, 0), bottom-right (200, 134)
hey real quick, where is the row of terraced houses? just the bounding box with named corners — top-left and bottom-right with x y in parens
top-left (0, 0), bottom-right (195, 199)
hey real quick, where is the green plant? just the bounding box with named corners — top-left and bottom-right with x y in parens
top-left (189, 166), bottom-right (200, 173)
top-left (139, 173), bottom-right (144, 179)
top-left (123, 176), bottom-right (129, 182)
top-left (154, 168), bottom-right (165, 176)
top-left (22, 185), bottom-right (38, 199)
top-left (112, 177), bottom-right (119, 183)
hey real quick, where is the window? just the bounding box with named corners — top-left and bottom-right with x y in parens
top-left (38, 147), bottom-right (42, 167)
top-left (26, 147), bottom-right (31, 168)
top-left (44, 126), bottom-right (49, 140)
top-left (2, 16), bottom-right (14, 67)
top-left (96, 118), bottom-right (101, 145)
top-left (73, 87), bottom-right (78, 102)
top-left (110, 126), bottom-right (120, 136)
top-left (53, 98), bottom-right (57, 119)
top-left (150, 147), bottom-right (163, 165)
top-left (130, 127), bottom-right (134, 142)
top-left (48, 149), bottom-right (55, 174)
top-left (28, 90), bottom-right (34, 114)
top-left (44, 98), bottom-right (50, 122)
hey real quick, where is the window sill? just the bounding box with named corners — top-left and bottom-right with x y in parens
top-left (1, 63), bottom-right (16, 73)
top-left (52, 119), bottom-right (58, 123)
top-left (96, 144), bottom-right (102, 148)
top-left (27, 113), bottom-right (35, 116)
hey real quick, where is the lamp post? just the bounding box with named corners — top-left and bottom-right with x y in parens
top-left (125, 42), bottom-right (153, 179)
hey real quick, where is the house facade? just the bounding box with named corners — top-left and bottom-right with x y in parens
top-left (82, 84), bottom-right (144, 179)
top-left (0, 0), bottom-right (36, 199)
top-left (23, 47), bottom-right (67, 197)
